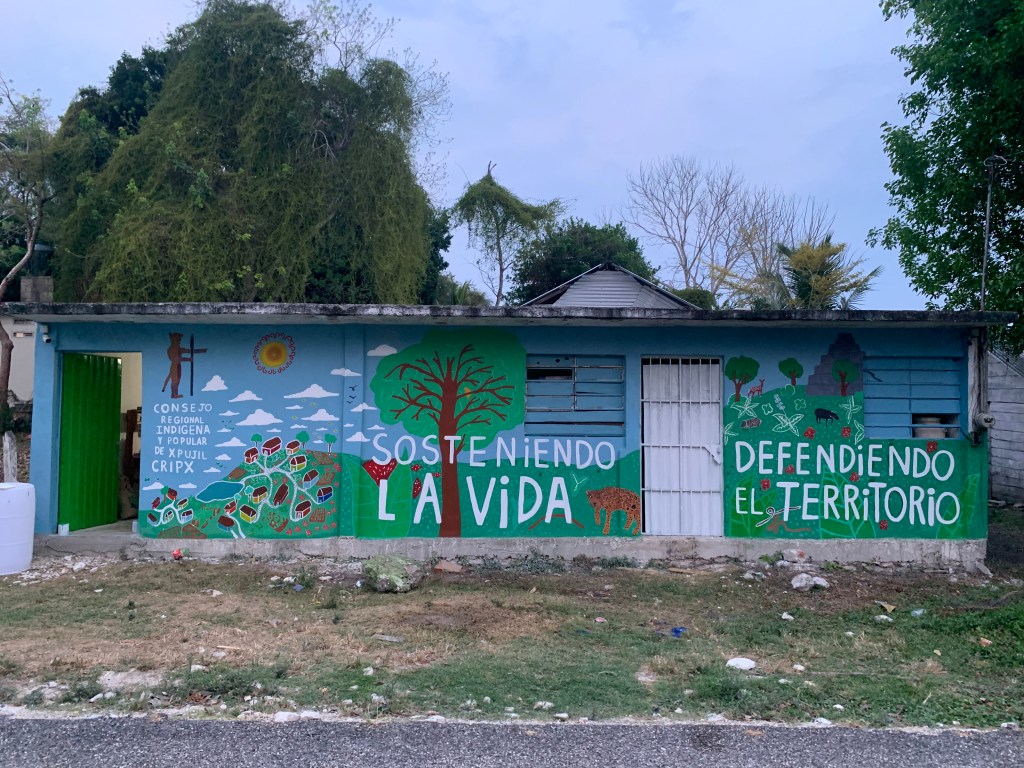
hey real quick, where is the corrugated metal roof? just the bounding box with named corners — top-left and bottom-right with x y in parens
top-left (555, 270), bottom-right (683, 309)
top-left (521, 262), bottom-right (697, 309)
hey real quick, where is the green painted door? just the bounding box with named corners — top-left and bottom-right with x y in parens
top-left (58, 354), bottom-right (122, 531)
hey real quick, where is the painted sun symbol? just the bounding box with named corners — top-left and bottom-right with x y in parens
top-left (253, 333), bottom-right (295, 374)
top-left (260, 341), bottom-right (288, 368)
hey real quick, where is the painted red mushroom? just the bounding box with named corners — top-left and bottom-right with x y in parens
top-left (412, 478), bottom-right (423, 498)
top-left (362, 458), bottom-right (398, 485)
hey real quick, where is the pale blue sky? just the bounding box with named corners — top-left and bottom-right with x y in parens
top-left (4, 1), bottom-right (922, 308)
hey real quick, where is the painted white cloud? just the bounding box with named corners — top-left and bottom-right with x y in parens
top-left (267, 428), bottom-right (281, 433)
top-left (216, 437), bottom-right (247, 448)
top-left (369, 425), bottom-right (386, 431)
top-left (284, 383), bottom-right (339, 399)
top-left (229, 390), bottom-right (261, 402)
top-left (330, 367), bottom-right (361, 377)
top-left (219, 410), bottom-right (239, 417)
top-left (307, 408), bottom-right (340, 422)
top-left (202, 375), bottom-right (227, 392)
top-left (367, 344), bottom-right (397, 357)
top-left (215, 454), bottom-right (232, 461)
top-left (346, 432), bottom-right (370, 443)
top-left (143, 482), bottom-right (163, 491)
top-left (313, 438), bottom-right (324, 444)
top-left (218, 428), bottom-right (232, 433)
top-left (316, 427), bottom-right (329, 432)
top-left (290, 424), bottom-right (309, 430)
top-left (351, 402), bottom-right (377, 413)
top-left (237, 409), bottom-right (282, 426)
top-left (285, 405), bottom-right (303, 410)
top-left (344, 423), bottom-right (354, 428)
top-left (180, 483), bottom-right (197, 490)
top-left (203, 467), bottom-right (220, 474)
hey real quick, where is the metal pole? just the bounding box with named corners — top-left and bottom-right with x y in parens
top-left (981, 155), bottom-right (1006, 311)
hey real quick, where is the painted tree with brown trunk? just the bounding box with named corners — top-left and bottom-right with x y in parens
top-left (371, 329), bottom-right (525, 537)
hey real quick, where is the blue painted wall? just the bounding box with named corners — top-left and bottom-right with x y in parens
top-left (28, 320), bottom-right (976, 539)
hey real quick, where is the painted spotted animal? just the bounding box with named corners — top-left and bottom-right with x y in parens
top-left (587, 487), bottom-right (642, 536)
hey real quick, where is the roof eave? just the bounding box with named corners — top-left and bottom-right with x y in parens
top-left (2, 302), bottom-right (1017, 328)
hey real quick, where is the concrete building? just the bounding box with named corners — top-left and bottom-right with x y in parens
top-left (4, 270), bottom-right (1014, 565)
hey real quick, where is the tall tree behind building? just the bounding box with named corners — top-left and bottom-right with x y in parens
top-left (50, 0), bottom-right (448, 304)
top-left (875, 0), bottom-right (1024, 351)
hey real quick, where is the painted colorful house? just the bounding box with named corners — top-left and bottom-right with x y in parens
top-left (8, 266), bottom-right (1014, 564)
top-left (244, 447), bottom-right (259, 464)
top-left (289, 455), bottom-right (307, 472)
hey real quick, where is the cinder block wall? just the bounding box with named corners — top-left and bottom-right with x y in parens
top-left (989, 351), bottom-right (1024, 502)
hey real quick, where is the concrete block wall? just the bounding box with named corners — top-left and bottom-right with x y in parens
top-left (989, 351), bottom-right (1024, 502)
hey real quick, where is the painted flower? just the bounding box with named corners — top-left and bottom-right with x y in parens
top-left (926, 441), bottom-right (938, 453)
top-left (306, 530), bottom-right (312, 536)
top-left (784, 465), bottom-right (795, 475)
top-left (333, 463), bottom-right (342, 471)
top-left (411, 464), bottom-right (422, 472)
top-left (433, 472), bottom-right (442, 478)
top-left (803, 427), bottom-right (816, 439)
top-left (760, 479), bottom-right (771, 491)
top-left (849, 472), bottom-right (860, 482)
top-left (841, 426), bottom-right (852, 438)
top-left (879, 520), bottom-right (889, 531)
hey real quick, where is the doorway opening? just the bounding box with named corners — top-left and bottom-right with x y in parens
top-left (641, 357), bottom-right (723, 535)
top-left (57, 352), bottom-right (142, 532)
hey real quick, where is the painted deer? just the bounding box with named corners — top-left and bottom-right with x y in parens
top-left (747, 378), bottom-right (765, 398)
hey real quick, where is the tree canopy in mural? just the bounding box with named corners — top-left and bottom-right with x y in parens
top-left (50, 0), bottom-right (448, 304)
top-left (724, 356), bottom-right (760, 403)
top-left (370, 330), bottom-right (525, 537)
top-left (832, 359), bottom-right (858, 397)
top-left (778, 357), bottom-right (803, 386)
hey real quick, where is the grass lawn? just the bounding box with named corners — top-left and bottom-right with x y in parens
top-left (2, 532), bottom-right (1022, 729)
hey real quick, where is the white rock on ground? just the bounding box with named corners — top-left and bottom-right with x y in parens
top-left (811, 576), bottom-right (830, 589)
top-left (790, 573), bottom-right (816, 591)
top-left (812, 717), bottom-right (833, 726)
top-left (533, 701), bottom-right (554, 710)
top-left (726, 657), bottom-right (756, 671)
top-left (274, 711), bottom-right (300, 723)
top-left (874, 615), bottom-right (894, 623)
top-left (781, 612), bottom-right (794, 621)
top-left (554, 713), bottom-right (569, 721)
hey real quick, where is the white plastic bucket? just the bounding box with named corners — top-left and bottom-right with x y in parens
top-left (0, 482), bottom-right (35, 575)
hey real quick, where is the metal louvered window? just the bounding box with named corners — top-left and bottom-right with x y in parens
top-left (863, 356), bottom-right (962, 439)
top-left (525, 355), bottom-right (625, 437)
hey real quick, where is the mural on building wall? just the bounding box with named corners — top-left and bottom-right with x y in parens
top-left (139, 327), bottom-right (640, 540)
top-left (724, 334), bottom-right (986, 540)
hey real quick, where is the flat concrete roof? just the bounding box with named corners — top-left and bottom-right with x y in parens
top-left (2, 302), bottom-right (1016, 328)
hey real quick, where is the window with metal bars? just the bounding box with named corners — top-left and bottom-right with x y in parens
top-left (525, 354), bottom-right (625, 437)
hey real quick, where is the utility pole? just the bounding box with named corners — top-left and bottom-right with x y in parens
top-left (981, 154), bottom-right (1006, 311)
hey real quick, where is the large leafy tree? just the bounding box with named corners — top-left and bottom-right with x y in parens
top-left (506, 218), bottom-right (655, 305)
top-left (876, 0), bottom-right (1024, 351)
top-left (452, 162), bottom-right (561, 306)
top-left (51, 0), bottom-right (446, 304)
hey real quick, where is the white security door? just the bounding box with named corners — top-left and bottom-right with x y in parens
top-left (641, 357), bottom-right (723, 535)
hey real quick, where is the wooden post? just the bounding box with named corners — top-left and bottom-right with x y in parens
top-left (2, 431), bottom-right (16, 482)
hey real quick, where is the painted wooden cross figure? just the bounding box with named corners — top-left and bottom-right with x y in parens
top-left (162, 332), bottom-right (208, 398)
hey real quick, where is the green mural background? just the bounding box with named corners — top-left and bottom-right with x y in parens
top-left (723, 379), bottom-right (986, 540)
